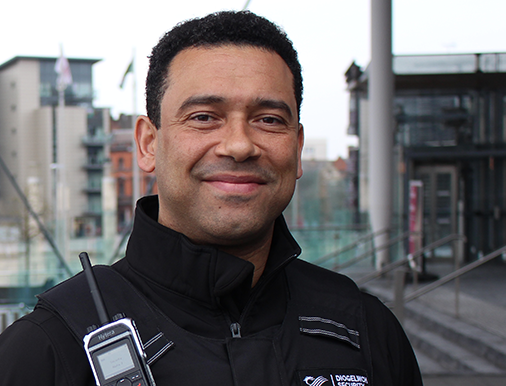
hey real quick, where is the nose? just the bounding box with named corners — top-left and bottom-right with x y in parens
top-left (214, 120), bottom-right (261, 162)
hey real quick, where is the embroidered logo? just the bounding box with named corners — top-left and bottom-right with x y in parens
top-left (332, 374), bottom-right (368, 385)
top-left (299, 369), bottom-right (368, 386)
top-left (303, 376), bottom-right (329, 386)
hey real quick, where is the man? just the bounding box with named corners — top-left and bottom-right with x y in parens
top-left (0, 11), bottom-right (422, 385)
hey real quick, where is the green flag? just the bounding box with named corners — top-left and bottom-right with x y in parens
top-left (119, 59), bottom-right (134, 89)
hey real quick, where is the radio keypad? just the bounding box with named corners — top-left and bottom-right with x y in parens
top-left (115, 371), bottom-right (146, 386)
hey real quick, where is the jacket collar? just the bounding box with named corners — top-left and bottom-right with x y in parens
top-left (124, 195), bottom-right (301, 306)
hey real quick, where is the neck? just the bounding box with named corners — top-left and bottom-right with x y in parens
top-left (217, 228), bottom-right (273, 287)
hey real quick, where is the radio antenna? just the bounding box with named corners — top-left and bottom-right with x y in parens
top-left (79, 252), bottom-right (110, 325)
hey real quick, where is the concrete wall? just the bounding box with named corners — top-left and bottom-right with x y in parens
top-left (0, 59), bottom-right (40, 222)
top-left (56, 106), bottom-right (88, 221)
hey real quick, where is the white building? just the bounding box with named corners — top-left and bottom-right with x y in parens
top-left (302, 138), bottom-right (327, 161)
top-left (0, 56), bottom-right (111, 238)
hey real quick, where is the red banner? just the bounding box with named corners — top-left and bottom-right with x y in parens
top-left (409, 180), bottom-right (423, 255)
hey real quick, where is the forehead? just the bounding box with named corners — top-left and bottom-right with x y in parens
top-left (162, 45), bottom-right (296, 109)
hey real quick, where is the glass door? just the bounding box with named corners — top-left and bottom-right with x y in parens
top-left (416, 165), bottom-right (457, 258)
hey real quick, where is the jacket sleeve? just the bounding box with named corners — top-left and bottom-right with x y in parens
top-left (361, 292), bottom-right (423, 386)
top-left (0, 308), bottom-right (94, 386)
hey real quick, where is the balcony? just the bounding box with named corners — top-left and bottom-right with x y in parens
top-left (83, 185), bottom-right (102, 194)
top-left (83, 162), bottom-right (105, 170)
top-left (82, 132), bottom-right (112, 147)
top-left (118, 195), bottom-right (133, 206)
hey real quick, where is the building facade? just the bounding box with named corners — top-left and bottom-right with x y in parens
top-left (346, 53), bottom-right (506, 262)
top-left (110, 114), bottom-right (157, 233)
top-left (0, 56), bottom-right (111, 238)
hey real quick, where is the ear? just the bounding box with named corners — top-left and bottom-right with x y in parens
top-left (135, 115), bottom-right (157, 173)
top-left (296, 123), bottom-right (304, 179)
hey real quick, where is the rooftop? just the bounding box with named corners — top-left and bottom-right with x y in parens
top-left (0, 56), bottom-right (101, 71)
top-left (394, 52), bottom-right (506, 75)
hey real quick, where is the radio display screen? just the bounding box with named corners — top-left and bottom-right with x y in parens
top-left (97, 342), bottom-right (135, 380)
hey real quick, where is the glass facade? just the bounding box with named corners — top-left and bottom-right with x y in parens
top-left (395, 92), bottom-right (474, 147)
top-left (39, 59), bottom-right (94, 108)
top-left (283, 160), bottom-right (368, 263)
top-left (348, 53), bottom-right (506, 262)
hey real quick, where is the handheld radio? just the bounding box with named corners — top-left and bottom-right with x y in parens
top-left (79, 252), bottom-right (156, 386)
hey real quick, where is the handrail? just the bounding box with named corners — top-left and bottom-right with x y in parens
top-left (355, 258), bottom-right (407, 286)
top-left (0, 154), bottom-right (73, 277)
top-left (355, 233), bottom-right (466, 286)
top-left (333, 230), bottom-right (411, 271)
top-left (402, 244), bottom-right (506, 304)
top-left (0, 303), bottom-right (31, 333)
top-left (409, 233), bottom-right (467, 261)
top-left (108, 175), bottom-right (157, 265)
top-left (312, 228), bottom-right (389, 266)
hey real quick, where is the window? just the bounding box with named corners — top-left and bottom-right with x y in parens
top-left (118, 178), bottom-right (125, 196)
top-left (88, 195), bottom-right (102, 214)
top-left (88, 172), bottom-right (102, 189)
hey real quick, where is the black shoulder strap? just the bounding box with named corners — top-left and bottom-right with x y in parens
top-left (36, 266), bottom-right (173, 365)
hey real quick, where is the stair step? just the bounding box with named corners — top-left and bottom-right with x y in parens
top-left (362, 283), bottom-right (506, 373)
top-left (405, 300), bottom-right (506, 371)
top-left (404, 318), bottom-right (505, 374)
top-left (410, 349), bottom-right (449, 375)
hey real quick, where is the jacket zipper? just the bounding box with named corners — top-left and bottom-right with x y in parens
top-left (230, 322), bottom-right (242, 338)
top-left (235, 252), bottom-right (299, 335)
top-left (223, 251), bottom-right (299, 339)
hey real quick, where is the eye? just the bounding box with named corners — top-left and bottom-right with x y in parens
top-left (186, 112), bottom-right (221, 130)
top-left (191, 114), bottom-right (214, 122)
top-left (260, 116), bottom-right (283, 125)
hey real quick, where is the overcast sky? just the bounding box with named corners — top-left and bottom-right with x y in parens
top-left (2, 0), bottom-right (506, 159)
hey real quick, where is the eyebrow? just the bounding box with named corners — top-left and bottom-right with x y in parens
top-left (177, 95), bottom-right (294, 119)
top-left (254, 98), bottom-right (293, 119)
top-left (177, 95), bottom-right (225, 114)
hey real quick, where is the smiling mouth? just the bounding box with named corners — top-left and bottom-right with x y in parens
top-left (203, 175), bottom-right (267, 195)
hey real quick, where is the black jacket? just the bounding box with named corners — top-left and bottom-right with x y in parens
top-left (0, 196), bottom-right (422, 385)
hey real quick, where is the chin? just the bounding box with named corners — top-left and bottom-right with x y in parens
top-left (203, 220), bottom-right (272, 245)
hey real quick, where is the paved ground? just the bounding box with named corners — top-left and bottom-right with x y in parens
top-left (422, 375), bottom-right (506, 386)
top-left (412, 260), bottom-right (506, 339)
top-left (444, 260), bottom-right (506, 308)
top-left (343, 257), bottom-right (506, 385)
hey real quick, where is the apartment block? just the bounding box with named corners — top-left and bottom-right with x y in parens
top-left (0, 56), bottom-right (110, 238)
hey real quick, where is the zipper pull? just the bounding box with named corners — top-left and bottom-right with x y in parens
top-left (230, 322), bottom-right (242, 338)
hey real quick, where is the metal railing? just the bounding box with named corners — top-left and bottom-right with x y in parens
top-left (333, 230), bottom-right (412, 271)
top-left (392, 245), bottom-right (506, 321)
top-left (312, 228), bottom-right (389, 267)
top-left (355, 233), bottom-right (467, 286)
top-left (0, 303), bottom-right (31, 333)
top-left (312, 228), bottom-right (419, 273)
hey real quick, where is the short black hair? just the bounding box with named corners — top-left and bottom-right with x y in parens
top-left (146, 11), bottom-right (303, 128)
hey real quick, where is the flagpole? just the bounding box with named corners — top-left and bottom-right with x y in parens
top-left (131, 49), bottom-right (140, 214)
top-left (57, 83), bottom-right (65, 266)
top-left (54, 46), bottom-right (72, 278)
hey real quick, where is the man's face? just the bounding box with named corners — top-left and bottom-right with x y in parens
top-left (136, 45), bottom-right (303, 248)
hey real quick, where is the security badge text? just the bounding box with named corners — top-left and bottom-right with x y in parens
top-left (300, 370), bottom-right (368, 386)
